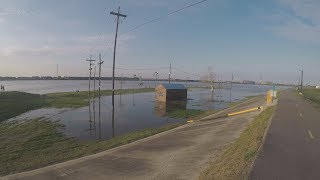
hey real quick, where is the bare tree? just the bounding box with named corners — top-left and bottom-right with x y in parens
top-left (200, 66), bottom-right (215, 101)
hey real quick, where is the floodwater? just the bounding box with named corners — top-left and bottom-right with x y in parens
top-left (0, 80), bottom-right (202, 94)
top-left (8, 84), bottom-right (287, 141)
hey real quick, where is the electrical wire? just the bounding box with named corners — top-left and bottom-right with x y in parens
top-left (100, 0), bottom-right (209, 59)
top-left (120, 0), bottom-right (208, 35)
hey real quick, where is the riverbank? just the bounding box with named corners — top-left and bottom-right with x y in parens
top-left (0, 88), bottom-right (154, 122)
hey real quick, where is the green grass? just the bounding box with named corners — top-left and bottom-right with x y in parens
top-left (166, 95), bottom-right (260, 120)
top-left (0, 88), bottom-right (154, 122)
top-left (229, 95), bottom-right (260, 107)
top-left (0, 118), bottom-right (181, 176)
top-left (167, 109), bottom-right (204, 119)
top-left (302, 88), bottom-right (320, 105)
top-left (0, 92), bottom-right (48, 122)
top-left (199, 106), bottom-right (276, 180)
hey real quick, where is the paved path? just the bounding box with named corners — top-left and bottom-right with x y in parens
top-left (250, 90), bottom-right (320, 180)
top-left (3, 97), bottom-right (265, 180)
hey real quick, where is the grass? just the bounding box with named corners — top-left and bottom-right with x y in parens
top-left (0, 92), bottom-right (47, 122)
top-left (199, 106), bottom-right (276, 180)
top-left (229, 95), bottom-right (261, 107)
top-left (301, 88), bottom-right (320, 105)
top-left (166, 95), bottom-right (261, 120)
top-left (0, 88), bottom-right (154, 122)
top-left (167, 109), bottom-right (204, 119)
top-left (0, 118), bottom-right (181, 176)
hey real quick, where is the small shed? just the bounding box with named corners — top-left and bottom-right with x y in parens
top-left (155, 83), bottom-right (187, 102)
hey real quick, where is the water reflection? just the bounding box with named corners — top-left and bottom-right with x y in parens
top-left (8, 85), bottom-right (287, 141)
top-left (154, 100), bottom-right (187, 117)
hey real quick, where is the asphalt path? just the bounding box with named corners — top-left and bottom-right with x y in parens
top-left (250, 90), bottom-right (320, 180)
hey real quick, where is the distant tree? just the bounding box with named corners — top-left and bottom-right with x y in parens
top-left (200, 66), bottom-right (216, 101)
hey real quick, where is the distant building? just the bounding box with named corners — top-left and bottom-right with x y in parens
top-left (242, 80), bottom-right (256, 84)
top-left (155, 83), bottom-right (187, 102)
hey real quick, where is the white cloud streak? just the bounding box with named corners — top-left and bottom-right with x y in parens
top-left (0, 34), bottom-right (135, 57)
top-left (271, 0), bottom-right (320, 43)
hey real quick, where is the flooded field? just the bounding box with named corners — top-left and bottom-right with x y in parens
top-left (8, 84), bottom-right (286, 141)
top-left (0, 80), bottom-right (201, 94)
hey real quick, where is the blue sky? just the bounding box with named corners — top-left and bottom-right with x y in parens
top-left (0, 0), bottom-right (320, 85)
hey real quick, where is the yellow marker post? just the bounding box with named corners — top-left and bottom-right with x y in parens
top-left (266, 90), bottom-right (273, 105)
top-left (227, 107), bottom-right (261, 117)
top-left (187, 120), bottom-right (194, 123)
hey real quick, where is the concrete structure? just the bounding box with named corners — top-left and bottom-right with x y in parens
top-left (155, 83), bottom-right (187, 102)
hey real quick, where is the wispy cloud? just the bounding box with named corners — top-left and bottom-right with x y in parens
top-left (270, 0), bottom-right (320, 43)
top-left (0, 7), bottom-right (34, 16)
top-left (0, 17), bottom-right (5, 23)
top-left (0, 34), bottom-right (136, 57)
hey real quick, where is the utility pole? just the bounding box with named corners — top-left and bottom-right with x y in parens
top-left (230, 73), bottom-right (234, 103)
top-left (93, 66), bottom-right (96, 98)
top-left (110, 7), bottom-right (127, 107)
top-left (86, 56), bottom-right (96, 97)
top-left (169, 63), bottom-right (172, 84)
top-left (56, 64), bottom-right (59, 78)
top-left (300, 69), bottom-right (304, 92)
top-left (154, 72), bottom-right (159, 88)
top-left (98, 53), bottom-right (104, 98)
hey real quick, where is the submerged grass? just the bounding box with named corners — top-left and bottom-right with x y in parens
top-left (0, 118), bottom-right (181, 176)
top-left (0, 88), bottom-right (154, 122)
top-left (0, 92), bottom-right (47, 122)
top-left (46, 88), bottom-right (154, 108)
top-left (199, 106), bottom-right (275, 180)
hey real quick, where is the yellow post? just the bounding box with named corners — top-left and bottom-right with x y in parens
top-left (266, 90), bottom-right (272, 105)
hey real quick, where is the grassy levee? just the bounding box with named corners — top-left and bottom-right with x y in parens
top-left (199, 106), bottom-right (275, 180)
top-left (0, 88), bottom-right (154, 122)
top-left (0, 92), bottom-right (47, 122)
top-left (0, 118), bottom-right (181, 176)
top-left (301, 88), bottom-right (320, 105)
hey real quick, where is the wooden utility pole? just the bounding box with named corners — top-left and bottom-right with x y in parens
top-left (230, 73), bottom-right (234, 103)
top-left (56, 64), bottom-right (59, 78)
top-left (110, 7), bottom-right (127, 106)
top-left (169, 63), bottom-right (172, 84)
top-left (98, 53), bottom-right (104, 97)
top-left (300, 69), bottom-right (304, 92)
top-left (86, 56), bottom-right (95, 97)
top-left (93, 66), bottom-right (96, 98)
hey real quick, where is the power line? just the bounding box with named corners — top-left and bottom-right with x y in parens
top-left (100, 0), bottom-right (209, 59)
top-left (121, 0), bottom-right (209, 35)
top-left (172, 67), bottom-right (201, 77)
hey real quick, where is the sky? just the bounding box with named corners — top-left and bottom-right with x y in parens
top-left (0, 0), bottom-right (320, 85)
